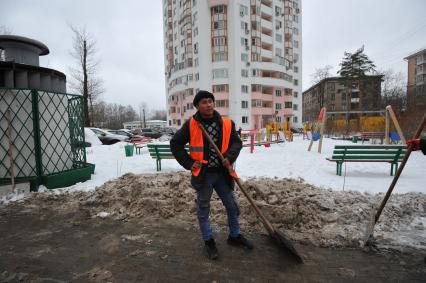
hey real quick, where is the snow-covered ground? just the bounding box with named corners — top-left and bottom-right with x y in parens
top-left (52, 135), bottom-right (424, 195)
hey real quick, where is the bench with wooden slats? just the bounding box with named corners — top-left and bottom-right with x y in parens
top-left (147, 144), bottom-right (188, 171)
top-left (326, 145), bottom-right (407, 176)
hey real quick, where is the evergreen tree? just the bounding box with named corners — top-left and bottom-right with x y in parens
top-left (337, 46), bottom-right (377, 133)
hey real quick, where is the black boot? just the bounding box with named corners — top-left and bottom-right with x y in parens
top-left (227, 234), bottom-right (254, 250)
top-left (204, 238), bottom-right (218, 260)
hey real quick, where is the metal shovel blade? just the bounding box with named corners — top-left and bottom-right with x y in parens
top-left (273, 230), bottom-right (304, 263)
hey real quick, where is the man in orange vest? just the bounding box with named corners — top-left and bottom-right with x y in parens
top-left (170, 90), bottom-right (253, 260)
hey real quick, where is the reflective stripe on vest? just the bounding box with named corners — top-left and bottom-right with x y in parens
top-left (189, 117), bottom-right (237, 178)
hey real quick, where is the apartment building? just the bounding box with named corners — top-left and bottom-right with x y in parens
top-left (405, 48), bottom-right (426, 110)
top-left (162, 0), bottom-right (302, 129)
top-left (302, 76), bottom-right (383, 122)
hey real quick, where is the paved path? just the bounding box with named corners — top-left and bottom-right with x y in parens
top-left (0, 206), bottom-right (425, 282)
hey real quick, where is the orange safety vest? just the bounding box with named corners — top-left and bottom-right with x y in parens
top-left (189, 117), bottom-right (238, 178)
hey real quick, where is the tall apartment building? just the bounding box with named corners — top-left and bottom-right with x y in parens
top-left (302, 76), bottom-right (383, 122)
top-left (405, 48), bottom-right (426, 110)
top-left (162, 0), bottom-right (302, 129)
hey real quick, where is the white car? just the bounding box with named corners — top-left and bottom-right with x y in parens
top-left (87, 127), bottom-right (128, 145)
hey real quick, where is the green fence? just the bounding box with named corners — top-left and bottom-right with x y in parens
top-left (0, 88), bottom-right (94, 191)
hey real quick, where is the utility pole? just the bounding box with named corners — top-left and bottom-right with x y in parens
top-left (143, 108), bottom-right (146, 128)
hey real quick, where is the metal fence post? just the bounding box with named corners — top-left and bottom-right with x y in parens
top-left (31, 89), bottom-right (42, 191)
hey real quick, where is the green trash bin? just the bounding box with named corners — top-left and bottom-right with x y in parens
top-left (352, 136), bottom-right (358, 143)
top-left (124, 144), bottom-right (134, 157)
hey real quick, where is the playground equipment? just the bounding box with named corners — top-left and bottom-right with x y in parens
top-left (385, 105), bottom-right (406, 144)
top-left (308, 107), bottom-right (327, 153)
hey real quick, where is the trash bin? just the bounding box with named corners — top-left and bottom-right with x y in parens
top-left (124, 144), bottom-right (134, 157)
top-left (352, 136), bottom-right (358, 143)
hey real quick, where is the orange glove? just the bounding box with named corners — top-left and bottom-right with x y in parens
top-left (406, 139), bottom-right (420, 150)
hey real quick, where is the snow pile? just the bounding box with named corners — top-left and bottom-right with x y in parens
top-left (84, 128), bottom-right (102, 146)
top-left (18, 172), bottom-right (426, 251)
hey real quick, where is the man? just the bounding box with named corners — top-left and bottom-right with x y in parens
top-left (170, 90), bottom-right (253, 260)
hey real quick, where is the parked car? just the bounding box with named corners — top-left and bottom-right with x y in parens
top-left (88, 127), bottom-right (128, 145)
top-left (161, 127), bottom-right (177, 136)
top-left (131, 128), bottom-right (162, 139)
top-left (108, 129), bottom-right (146, 143)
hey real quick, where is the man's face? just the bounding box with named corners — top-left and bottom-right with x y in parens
top-left (197, 97), bottom-right (214, 118)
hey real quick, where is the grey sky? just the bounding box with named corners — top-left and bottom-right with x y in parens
top-left (2, 0), bottom-right (426, 110)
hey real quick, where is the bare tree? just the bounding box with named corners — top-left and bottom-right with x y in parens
top-left (150, 109), bottom-right (167, 121)
top-left (0, 25), bottom-right (12, 61)
top-left (310, 65), bottom-right (333, 109)
top-left (68, 24), bottom-right (104, 127)
top-left (379, 69), bottom-right (406, 114)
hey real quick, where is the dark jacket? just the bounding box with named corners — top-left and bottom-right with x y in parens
top-left (420, 138), bottom-right (426, 155)
top-left (170, 110), bottom-right (243, 190)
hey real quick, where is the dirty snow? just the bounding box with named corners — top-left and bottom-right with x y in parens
top-left (1, 135), bottom-right (425, 251)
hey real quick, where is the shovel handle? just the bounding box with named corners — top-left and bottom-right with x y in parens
top-left (198, 123), bottom-right (275, 234)
top-left (374, 111), bottom-right (426, 223)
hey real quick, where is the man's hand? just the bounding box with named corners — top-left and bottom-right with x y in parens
top-left (191, 160), bottom-right (202, 170)
top-left (222, 158), bottom-right (231, 168)
top-left (407, 139), bottom-right (420, 150)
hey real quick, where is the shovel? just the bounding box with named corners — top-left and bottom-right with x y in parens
top-left (198, 123), bottom-right (304, 263)
top-left (364, 111), bottom-right (426, 245)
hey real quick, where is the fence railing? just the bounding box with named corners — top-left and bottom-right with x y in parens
top-left (1, 87), bottom-right (91, 190)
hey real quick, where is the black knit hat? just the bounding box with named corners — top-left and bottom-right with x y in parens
top-left (193, 90), bottom-right (215, 107)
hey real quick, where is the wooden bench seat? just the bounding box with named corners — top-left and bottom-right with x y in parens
top-left (360, 132), bottom-right (385, 144)
top-left (147, 144), bottom-right (188, 171)
top-left (326, 145), bottom-right (406, 176)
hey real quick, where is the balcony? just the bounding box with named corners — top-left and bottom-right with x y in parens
top-left (261, 48), bottom-right (272, 59)
top-left (261, 34), bottom-right (273, 45)
top-left (260, 4), bottom-right (273, 19)
top-left (261, 19), bottom-right (273, 33)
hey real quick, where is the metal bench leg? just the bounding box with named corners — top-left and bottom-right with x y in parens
top-left (337, 162), bottom-right (343, 176)
top-left (156, 159), bottom-right (160, 171)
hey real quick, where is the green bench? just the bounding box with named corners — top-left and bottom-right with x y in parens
top-left (326, 145), bottom-right (406, 176)
top-left (147, 144), bottom-right (188, 171)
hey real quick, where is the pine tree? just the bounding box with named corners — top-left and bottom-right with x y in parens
top-left (337, 46), bottom-right (377, 134)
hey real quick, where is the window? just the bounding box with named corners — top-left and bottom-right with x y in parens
top-left (195, 73), bottom-right (199, 81)
top-left (242, 116), bottom-right (248, 124)
top-left (194, 58), bottom-right (199, 67)
top-left (275, 48), bottom-right (282, 56)
top-left (285, 102), bottom-right (292, 108)
top-left (215, 99), bottom-right (229, 108)
top-left (239, 4), bottom-right (248, 15)
top-left (293, 91), bottom-right (298, 98)
top-left (241, 85), bottom-right (249, 93)
top-left (275, 89), bottom-right (282, 97)
top-left (275, 103), bottom-right (282, 110)
top-left (212, 5), bottom-right (226, 14)
top-left (193, 12), bottom-right (198, 24)
top-left (241, 37), bottom-right (248, 46)
top-left (293, 104), bottom-right (298, 110)
top-left (212, 68), bottom-right (228, 79)
top-left (241, 21), bottom-right (248, 30)
top-left (293, 27), bottom-right (298, 35)
top-left (213, 52), bottom-right (226, 61)
top-left (275, 34), bottom-right (282, 42)
top-left (213, 36), bottom-right (227, 46)
top-left (241, 53), bottom-right (248, 62)
top-left (331, 93), bottom-right (335, 100)
top-left (241, 69), bottom-right (248, 77)
top-left (293, 40), bottom-right (299, 48)
top-left (293, 116), bottom-right (298, 123)
top-left (276, 116), bottom-right (282, 123)
top-left (212, 84), bottom-right (229, 93)
top-left (241, 101), bottom-right (248, 108)
top-left (294, 66), bottom-right (298, 73)
top-left (294, 79), bottom-right (298, 86)
top-left (177, 119), bottom-right (181, 126)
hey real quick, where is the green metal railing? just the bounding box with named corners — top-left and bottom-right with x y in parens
top-left (0, 88), bottom-right (92, 190)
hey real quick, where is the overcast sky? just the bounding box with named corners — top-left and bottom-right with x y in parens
top-left (1, 0), bottom-right (425, 110)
